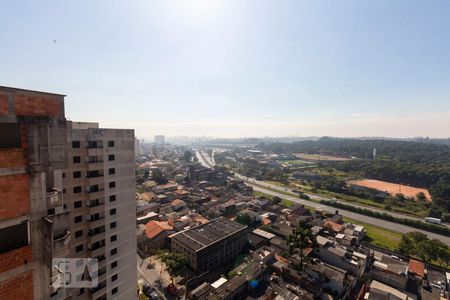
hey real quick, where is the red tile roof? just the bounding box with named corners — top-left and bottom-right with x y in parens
top-left (324, 221), bottom-right (344, 233)
top-left (145, 221), bottom-right (173, 239)
top-left (408, 259), bottom-right (425, 277)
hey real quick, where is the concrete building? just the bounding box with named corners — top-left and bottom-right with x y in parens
top-left (0, 86), bottom-right (137, 300)
top-left (0, 86), bottom-right (70, 300)
top-left (170, 217), bottom-right (247, 272)
top-left (64, 121), bottom-right (136, 300)
top-left (135, 138), bottom-right (141, 157)
top-left (154, 135), bottom-right (165, 146)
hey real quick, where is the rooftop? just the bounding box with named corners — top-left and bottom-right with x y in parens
top-left (0, 85), bottom-right (66, 96)
top-left (171, 217), bottom-right (246, 251)
top-left (145, 221), bottom-right (173, 239)
top-left (408, 259), bottom-right (425, 277)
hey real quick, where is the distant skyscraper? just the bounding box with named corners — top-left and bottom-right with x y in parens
top-left (154, 135), bottom-right (165, 146)
top-left (135, 138), bottom-right (141, 157)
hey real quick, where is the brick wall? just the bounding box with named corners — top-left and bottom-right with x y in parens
top-left (0, 270), bottom-right (33, 300)
top-left (0, 124), bottom-right (28, 168)
top-left (0, 246), bottom-right (32, 273)
top-left (0, 92), bottom-right (7, 115)
top-left (13, 94), bottom-right (61, 118)
top-left (0, 174), bottom-right (30, 220)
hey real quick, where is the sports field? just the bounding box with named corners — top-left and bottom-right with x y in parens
top-left (347, 179), bottom-right (432, 201)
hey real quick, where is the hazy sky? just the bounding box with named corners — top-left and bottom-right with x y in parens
top-left (1, 0), bottom-right (450, 139)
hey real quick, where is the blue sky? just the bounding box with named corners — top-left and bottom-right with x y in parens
top-left (1, 0), bottom-right (449, 139)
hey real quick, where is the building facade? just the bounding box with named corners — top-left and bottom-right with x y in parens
top-left (0, 86), bottom-right (70, 300)
top-left (0, 87), bottom-right (137, 300)
top-left (64, 121), bottom-right (136, 300)
top-left (170, 217), bottom-right (247, 272)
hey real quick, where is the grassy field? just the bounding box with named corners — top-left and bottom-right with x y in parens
top-left (343, 217), bottom-right (402, 250)
top-left (294, 153), bottom-right (351, 161)
top-left (283, 159), bottom-right (315, 166)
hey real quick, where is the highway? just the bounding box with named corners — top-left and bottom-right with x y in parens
top-left (195, 150), bottom-right (450, 245)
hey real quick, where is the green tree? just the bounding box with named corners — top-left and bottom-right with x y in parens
top-left (397, 231), bottom-right (428, 256)
top-left (272, 196), bottom-right (282, 205)
top-left (236, 213), bottom-right (252, 226)
top-left (287, 223), bottom-right (316, 271)
top-left (398, 232), bottom-right (450, 266)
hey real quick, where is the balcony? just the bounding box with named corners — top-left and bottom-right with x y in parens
top-left (87, 217), bottom-right (105, 229)
top-left (86, 199), bottom-right (105, 208)
top-left (46, 188), bottom-right (62, 207)
top-left (53, 230), bottom-right (71, 250)
top-left (86, 170), bottom-right (104, 178)
top-left (86, 141), bottom-right (103, 149)
top-left (86, 156), bottom-right (104, 170)
top-left (88, 241), bottom-right (106, 258)
top-left (86, 187), bottom-right (104, 200)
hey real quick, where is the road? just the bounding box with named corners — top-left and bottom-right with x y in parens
top-left (195, 150), bottom-right (450, 245)
top-left (137, 255), bottom-right (173, 300)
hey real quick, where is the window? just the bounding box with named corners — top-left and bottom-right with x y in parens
top-left (111, 274), bottom-right (118, 282)
top-left (72, 141), bottom-right (80, 148)
top-left (109, 195), bottom-right (116, 202)
top-left (74, 201), bottom-right (82, 209)
top-left (108, 154), bottom-right (115, 161)
top-left (63, 188), bottom-right (66, 194)
top-left (75, 230), bottom-right (83, 238)
top-left (111, 261), bottom-right (117, 269)
top-left (110, 235), bottom-right (117, 242)
top-left (78, 288), bottom-right (84, 296)
top-left (74, 215), bottom-right (82, 223)
top-left (110, 248), bottom-right (117, 256)
top-left (112, 287), bottom-right (118, 295)
top-left (109, 181), bottom-right (116, 188)
top-left (73, 186), bottom-right (81, 194)
top-left (110, 208), bottom-right (116, 216)
top-left (47, 208), bottom-right (55, 215)
top-left (0, 123), bottom-right (21, 148)
top-left (73, 171), bottom-right (81, 178)
top-left (110, 222), bottom-right (117, 229)
top-left (75, 244), bottom-right (84, 253)
top-left (108, 168), bottom-right (115, 175)
top-left (73, 156), bottom-right (81, 163)
top-left (108, 140), bottom-right (115, 147)
top-left (62, 172), bottom-right (66, 178)
top-left (0, 222), bottom-right (28, 254)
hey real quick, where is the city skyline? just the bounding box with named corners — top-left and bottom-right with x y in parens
top-left (1, 0), bottom-right (450, 138)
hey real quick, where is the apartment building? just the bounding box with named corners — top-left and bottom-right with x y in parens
top-left (0, 86), bottom-right (137, 300)
top-left (170, 217), bottom-right (247, 272)
top-left (64, 121), bottom-right (136, 300)
top-left (0, 86), bottom-right (70, 300)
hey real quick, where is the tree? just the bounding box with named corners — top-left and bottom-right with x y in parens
top-left (416, 192), bottom-right (427, 203)
top-left (398, 232), bottom-right (450, 266)
top-left (272, 196), bottom-right (282, 205)
top-left (159, 251), bottom-right (188, 275)
top-left (236, 213), bottom-right (252, 226)
top-left (287, 222), bottom-right (316, 271)
top-left (397, 231), bottom-right (428, 256)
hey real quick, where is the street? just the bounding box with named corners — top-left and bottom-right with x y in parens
top-left (137, 255), bottom-right (175, 300)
